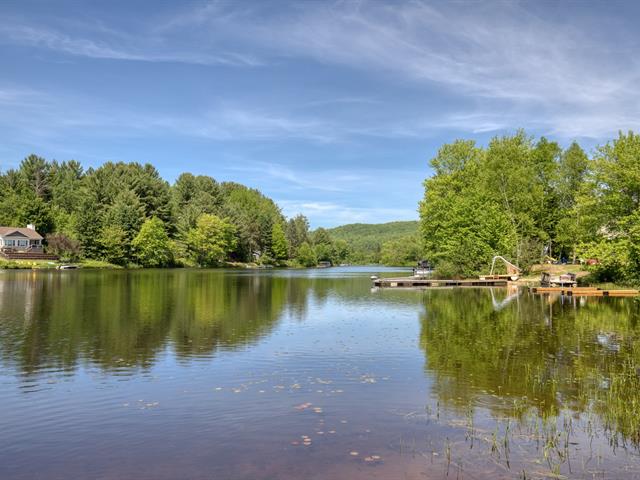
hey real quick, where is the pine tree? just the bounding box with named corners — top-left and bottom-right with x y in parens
top-left (270, 222), bottom-right (289, 262)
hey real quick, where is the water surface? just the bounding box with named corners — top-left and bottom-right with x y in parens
top-left (1, 268), bottom-right (640, 479)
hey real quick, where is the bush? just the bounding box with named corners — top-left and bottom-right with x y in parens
top-left (132, 217), bottom-right (173, 268)
top-left (45, 233), bottom-right (81, 261)
top-left (432, 260), bottom-right (460, 279)
top-left (578, 240), bottom-right (631, 283)
top-left (296, 242), bottom-right (317, 267)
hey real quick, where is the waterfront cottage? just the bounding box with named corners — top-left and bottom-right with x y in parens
top-left (0, 224), bottom-right (44, 253)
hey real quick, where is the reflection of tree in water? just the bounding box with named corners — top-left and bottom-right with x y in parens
top-left (419, 288), bottom-right (640, 445)
top-left (0, 271), bottom-right (309, 374)
top-left (1, 271), bottom-right (415, 376)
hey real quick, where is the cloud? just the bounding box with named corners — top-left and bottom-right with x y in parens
top-left (0, 83), bottom-right (435, 145)
top-left (223, 160), bottom-right (382, 194)
top-left (159, 1), bottom-right (640, 138)
top-left (194, 109), bottom-right (338, 142)
top-left (0, 22), bottom-right (261, 66)
top-left (277, 200), bottom-right (417, 227)
top-left (259, 2), bottom-right (632, 105)
top-left (0, 85), bottom-right (344, 146)
top-left (2, 1), bottom-right (639, 140)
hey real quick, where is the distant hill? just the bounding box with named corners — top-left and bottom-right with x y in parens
top-left (326, 221), bottom-right (419, 264)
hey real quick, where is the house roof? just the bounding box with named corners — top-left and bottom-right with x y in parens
top-left (0, 227), bottom-right (43, 240)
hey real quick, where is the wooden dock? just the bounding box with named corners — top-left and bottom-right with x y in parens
top-left (373, 277), bottom-right (508, 288)
top-left (530, 286), bottom-right (639, 297)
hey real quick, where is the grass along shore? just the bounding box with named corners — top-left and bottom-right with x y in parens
top-left (0, 258), bottom-right (122, 269)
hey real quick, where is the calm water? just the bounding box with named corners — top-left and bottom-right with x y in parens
top-left (2, 268), bottom-right (640, 479)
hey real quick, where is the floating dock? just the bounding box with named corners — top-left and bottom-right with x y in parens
top-left (530, 286), bottom-right (639, 297)
top-left (373, 277), bottom-right (508, 288)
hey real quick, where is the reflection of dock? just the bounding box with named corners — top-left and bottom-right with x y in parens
top-left (530, 286), bottom-right (639, 297)
top-left (374, 277), bottom-right (508, 288)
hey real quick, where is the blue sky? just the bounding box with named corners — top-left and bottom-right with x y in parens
top-left (1, 1), bottom-right (639, 227)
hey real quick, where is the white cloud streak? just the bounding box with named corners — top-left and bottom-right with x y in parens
top-left (155, 0), bottom-right (640, 138)
top-left (277, 199), bottom-right (417, 227)
top-left (2, 1), bottom-right (639, 140)
top-left (0, 22), bottom-right (261, 66)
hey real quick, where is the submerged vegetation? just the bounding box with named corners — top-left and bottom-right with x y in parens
top-left (419, 288), bottom-right (640, 476)
top-left (420, 130), bottom-right (640, 284)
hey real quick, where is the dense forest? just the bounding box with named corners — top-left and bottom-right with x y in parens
top-left (0, 156), bottom-right (358, 268)
top-left (420, 130), bottom-right (640, 284)
top-left (327, 221), bottom-right (419, 265)
top-left (6, 129), bottom-right (638, 277)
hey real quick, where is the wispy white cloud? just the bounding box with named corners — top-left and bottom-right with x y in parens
top-left (3, 1), bottom-right (640, 142)
top-left (277, 200), bottom-right (417, 227)
top-left (225, 162), bottom-right (348, 192)
top-left (0, 22), bottom-right (261, 66)
top-left (0, 83), bottom-right (436, 145)
top-left (155, 0), bottom-right (640, 138)
top-left (0, 86), bottom-right (342, 145)
top-left (194, 109), bottom-right (337, 142)
top-left (223, 160), bottom-right (381, 193)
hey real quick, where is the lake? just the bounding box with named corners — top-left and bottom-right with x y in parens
top-left (1, 267), bottom-right (640, 479)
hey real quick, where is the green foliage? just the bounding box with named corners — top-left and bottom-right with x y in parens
top-left (296, 241), bottom-right (317, 267)
top-left (572, 132), bottom-right (640, 283)
top-left (19, 154), bottom-right (51, 200)
top-left (186, 214), bottom-right (237, 267)
top-left (45, 233), bottom-right (81, 261)
top-left (312, 227), bottom-right (332, 246)
top-left (270, 222), bottom-right (289, 262)
top-left (325, 221), bottom-right (419, 264)
top-left (331, 239), bottom-right (350, 265)
top-left (171, 173), bottom-right (221, 234)
top-left (578, 240), bottom-right (630, 283)
top-left (74, 191), bottom-right (103, 259)
top-left (99, 225), bottom-right (129, 266)
top-left (16, 195), bottom-right (55, 236)
top-left (0, 154), bottom-right (309, 268)
top-left (285, 214), bottom-right (310, 256)
top-left (380, 234), bottom-right (422, 266)
top-left (7, 128), bottom-right (640, 281)
top-left (420, 139), bottom-right (518, 276)
top-left (220, 182), bottom-right (283, 261)
top-left (132, 217), bottom-right (173, 268)
top-left (418, 130), bottom-right (640, 281)
top-left (420, 133), bottom-right (593, 276)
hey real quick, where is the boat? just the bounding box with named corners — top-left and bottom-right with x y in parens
top-left (413, 260), bottom-right (432, 277)
top-left (540, 271), bottom-right (577, 287)
top-left (57, 265), bottom-right (79, 270)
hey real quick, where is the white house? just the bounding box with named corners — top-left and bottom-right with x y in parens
top-left (0, 224), bottom-right (44, 253)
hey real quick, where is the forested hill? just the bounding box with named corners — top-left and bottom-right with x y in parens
top-left (325, 221), bottom-right (420, 265)
top-left (0, 154), bottom-right (423, 269)
top-left (0, 155), bottom-right (317, 268)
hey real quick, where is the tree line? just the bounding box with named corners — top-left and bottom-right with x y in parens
top-left (0, 156), bottom-right (350, 267)
top-left (420, 130), bottom-right (640, 284)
